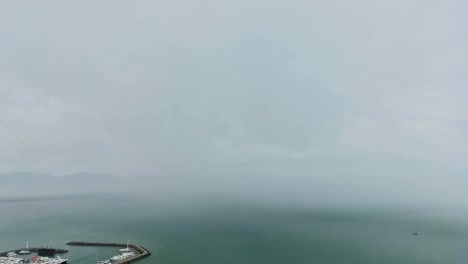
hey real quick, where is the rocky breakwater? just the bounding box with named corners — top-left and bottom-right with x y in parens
top-left (66, 241), bottom-right (150, 264)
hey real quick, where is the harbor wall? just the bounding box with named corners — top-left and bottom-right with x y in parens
top-left (66, 242), bottom-right (151, 264)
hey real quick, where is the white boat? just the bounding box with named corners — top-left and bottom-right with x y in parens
top-left (18, 241), bottom-right (31, 255)
top-left (29, 256), bottom-right (67, 264)
top-left (109, 255), bottom-right (123, 263)
top-left (6, 253), bottom-right (16, 257)
top-left (55, 256), bottom-right (68, 264)
top-left (118, 240), bottom-right (131, 253)
top-left (121, 252), bottom-right (134, 259)
top-left (95, 250), bottom-right (111, 264)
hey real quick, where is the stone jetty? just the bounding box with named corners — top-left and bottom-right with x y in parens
top-left (66, 241), bottom-right (151, 264)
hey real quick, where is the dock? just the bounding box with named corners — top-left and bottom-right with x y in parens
top-left (66, 241), bottom-right (151, 264)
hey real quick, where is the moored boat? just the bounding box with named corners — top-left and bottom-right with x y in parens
top-left (18, 242), bottom-right (31, 255)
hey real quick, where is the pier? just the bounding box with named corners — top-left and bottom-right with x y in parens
top-left (66, 241), bottom-right (151, 264)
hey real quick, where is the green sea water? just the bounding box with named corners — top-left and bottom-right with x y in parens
top-left (1, 194), bottom-right (468, 264)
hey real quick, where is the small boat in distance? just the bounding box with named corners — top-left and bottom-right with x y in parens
top-left (110, 255), bottom-right (124, 262)
top-left (118, 240), bottom-right (131, 253)
top-left (18, 241), bottom-right (31, 255)
top-left (121, 252), bottom-right (134, 258)
top-left (6, 252), bottom-right (17, 257)
top-left (55, 256), bottom-right (68, 264)
top-left (96, 249), bottom-right (111, 264)
top-left (29, 256), bottom-right (68, 264)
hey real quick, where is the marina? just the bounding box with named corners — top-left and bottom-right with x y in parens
top-left (66, 242), bottom-right (150, 264)
top-left (0, 255), bottom-right (68, 264)
top-left (1, 241), bottom-right (149, 264)
top-left (0, 248), bottom-right (68, 257)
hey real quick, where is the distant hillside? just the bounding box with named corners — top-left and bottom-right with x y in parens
top-left (0, 172), bottom-right (121, 186)
top-left (0, 172), bottom-right (52, 185)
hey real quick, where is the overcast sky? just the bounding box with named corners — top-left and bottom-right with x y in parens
top-left (1, 1), bottom-right (467, 203)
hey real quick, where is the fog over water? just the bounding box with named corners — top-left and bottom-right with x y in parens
top-left (3, 2), bottom-right (468, 263)
top-left (1, 1), bottom-right (468, 210)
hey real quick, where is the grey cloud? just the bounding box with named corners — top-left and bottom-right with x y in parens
top-left (1, 0), bottom-right (467, 206)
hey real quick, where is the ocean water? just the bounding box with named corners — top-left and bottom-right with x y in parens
top-left (1, 194), bottom-right (468, 264)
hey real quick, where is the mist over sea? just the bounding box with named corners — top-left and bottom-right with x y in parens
top-left (1, 0), bottom-right (467, 262)
top-left (2, 191), bottom-right (468, 264)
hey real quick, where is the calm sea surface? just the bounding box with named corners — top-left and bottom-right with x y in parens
top-left (1, 194), bottom-right (468, 264)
